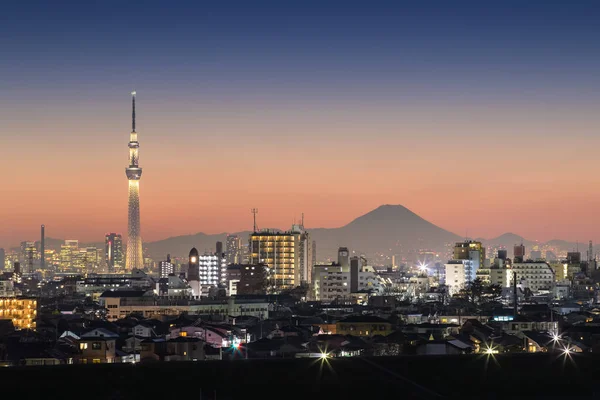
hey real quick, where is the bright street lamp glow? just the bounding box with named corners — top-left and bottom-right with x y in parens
top-left (319, 352), bottom-right (329, 359)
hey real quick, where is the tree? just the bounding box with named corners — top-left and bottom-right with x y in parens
top-left (465, 278), bottom-right (485, 305)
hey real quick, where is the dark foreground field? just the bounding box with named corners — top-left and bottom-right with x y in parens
top-left (3, 353), bottom-right (599, 399)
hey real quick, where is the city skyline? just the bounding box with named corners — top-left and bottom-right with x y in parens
top-left (2, 1), bottom-right (600, 246)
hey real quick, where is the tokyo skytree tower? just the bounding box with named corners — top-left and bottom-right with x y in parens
top-left (125, 91), bottom-right (143, 270)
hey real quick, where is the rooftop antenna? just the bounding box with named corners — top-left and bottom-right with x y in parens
top-left (131, 91), bottom-right (136, 132)
top-left (251, 208), bottom-right (259, 232)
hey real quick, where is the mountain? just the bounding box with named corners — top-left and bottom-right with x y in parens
top-left (144, 204), bottom-right (462, 261)
top-left (479, 232), bottom-right (532, 250)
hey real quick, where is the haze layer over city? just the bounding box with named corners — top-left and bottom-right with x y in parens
top-left (2, 1), bottom-right (600, 248)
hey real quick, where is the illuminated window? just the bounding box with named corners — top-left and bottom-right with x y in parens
top-left (180, 331), bottom-right (187, 337)
top-left (92, 342), bottom-right (102, 350)
top-left (92, 359), bottom-right (101, 364)
top-left (79, 343), bottom-right (88, 350)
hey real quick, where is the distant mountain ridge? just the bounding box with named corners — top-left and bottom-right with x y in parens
top-left (144, 204), bottom-right (463, 260)
top-left (32, 205), bottom-right (595, 262)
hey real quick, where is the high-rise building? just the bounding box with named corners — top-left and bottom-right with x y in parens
top-left (216, 241), bottom-right (223, 257)
top-left (0, 248), bottom-right (4, 271)
top-left (60, 240), bottom-right (79, 271)
top-left (312, 240), bottom-right (317, 267)
top-left (338, 247), bottom-right (350, 270)
top-left (40, 225), bottom-right (45, 270)
top-left (445, 240), bottom-right (485, 295)
top-left (20, 241), bottom-right (36, 274)
top-left (250, 225), bottom-right (311, 292)
top-left (226, 235), bottom-right (241, 265)
top-left (453, 241), bottom-right (485, 266)
top-left (497, 249), bottom-right (508, 261)
top-left (125, 91), bottom-right (143, 270)
top-left (514, 244), bottom-right (526, 262)
top-left (159, 254), bottom-right (174, 278)
top-left (199, 253), bottom-right (227, 289)
top-left (105, 233), bottom-right (124, 271)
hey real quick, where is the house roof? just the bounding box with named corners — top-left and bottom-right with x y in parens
top-left (339, 315), bottom-right (390, 324)
top-left (100, 290), bottom-right (149, 298)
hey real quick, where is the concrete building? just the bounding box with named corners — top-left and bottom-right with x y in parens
top-left (454, 241), bottom-right (485, 266)
top-left (511, 261), bottom-right (555, 293)
top-left (514, 244), bottom-right (526, 262)
top-left (159, 254), bottom-right (174, 278)
top-left (250, 227), bottom-right (310, 292)
top-left (99, 291), bottom-right (270, 321)
top-left (21, 241), bottom-right (36, 274)
top-left (238, 264), bottom-right (269, 295)
top-left (312, 259), bottom-right (386, 303)
top-left (226, 235), bottom-right (241, 265)
top-left (199, 253), bottom-right (227, 295)
top-left (445, 241), bottom-right (484, 295)
top-left (0, 297), bottom-right (37, 330)
top-left (104, 233), bottom-right (123, 271)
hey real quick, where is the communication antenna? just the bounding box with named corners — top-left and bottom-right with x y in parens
top-left (251, 208), bottom-right (259, 232)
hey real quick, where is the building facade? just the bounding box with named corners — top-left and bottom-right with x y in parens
top-left (249, 226), bottom-right (311, 292)
top-left (511, 262), bottom-right (555, 293)
top-left (104, 233), bottom-right (123, 271)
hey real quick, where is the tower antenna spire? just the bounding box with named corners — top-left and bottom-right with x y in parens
top-left (131, 90), bottom-right (136, 132)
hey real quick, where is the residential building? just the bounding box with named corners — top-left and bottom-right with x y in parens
top-left (249, 230), bottom-right (298, 292)
top-left (199, 253), bottom-right (227, 289)
top-left (99, 291), bottom-right (269, 321)
top-left (511, 261), bottom-right (555, 293)
top-left (0, 297), bottom-right (37, 329)
top-left (238, 264), bottom-right (269, 295)
top-left (159, 255), bottom-right (174, 278)
top-left (336, 315), bottom-right (392, 337)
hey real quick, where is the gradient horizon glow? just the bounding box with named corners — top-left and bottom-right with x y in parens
top-left (1, 0), bottom-right (600, 247)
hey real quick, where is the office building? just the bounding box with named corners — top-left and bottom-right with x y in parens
top-left (125, 91), bottom-right (144, 270)
top-left (60, 240), bottom-right (79, 271)
top-left (514, 244), bottom-right (526, 262)
top-left (20, 241), bottom-right (36, 274)
top-left (226, 235), bottom-right (241, 265)
top-left (216, 241), bottom-right (223, 257)
top-left (105, 233), bottom-right (124, 271)
top-left (0, 248), bottom-right (4, 271)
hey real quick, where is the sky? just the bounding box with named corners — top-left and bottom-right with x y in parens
top-left (1, 0), bottom-right (600, 247)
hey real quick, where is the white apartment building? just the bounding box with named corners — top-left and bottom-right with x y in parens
top-left (510, 262), bottom-right (555, 293)
top-left (199, 254), bottom-right (227, 288)
top-left (312, 264), bottom-right (386, 303)
top-left (445, 259), bottom-right (478, 295)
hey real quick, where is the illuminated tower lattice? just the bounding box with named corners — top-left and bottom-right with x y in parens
top-left (125, 91), bottom-right (143, 270)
